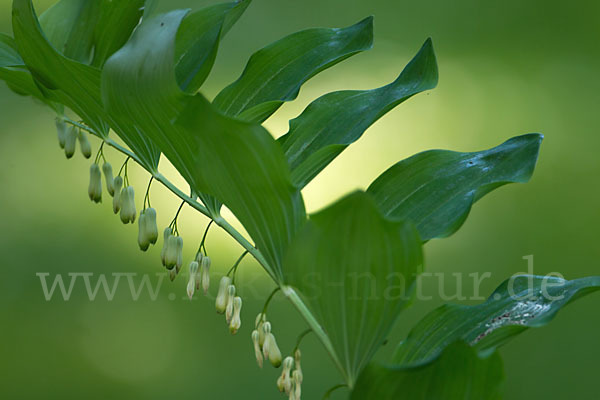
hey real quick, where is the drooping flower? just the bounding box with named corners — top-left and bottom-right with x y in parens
top-left (88, 164), bottom-right (102, 203)
top-left (229, 296), bottom-right (242, 334)
top-left (112, 176), bottom-right (123, 213)
top-left (102, 162), bottom-right (115, 196)
top-left (215, 276), bottom-right (232, 314)
top-left (78, 130), bottom-right (92, 159)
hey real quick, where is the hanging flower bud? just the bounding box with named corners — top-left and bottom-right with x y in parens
top-left (112, 176), bottom-right (123, 214)
top-left (187, 261), bottom-right (199, 299)
top-left (78, 130), bottom-right (92, 159)
top-left (277, 357), bottom-right (294, 393)
top-left (267, 334), bottom-right (282, 368)
top-left (256, 313), bottom-right (267, 347)
top-left (137, 210), bottom-right (150, 251)
top-left (144, 208), bottom-right (158, 245)
top-left (119, 186), bottom-right (136, 224)
top-left (102, 163), bottom-right (115, 196)
top-left (225, 285), bottom-right (236, 324)
top-left (252, 330), bottom-right (263, 368)
top-left (262, 322), bottom-right (283, 367)
top-left (215, 276), bottom-right (232, 314)
top-left (294, 349), bottom-right (303, 385)
top-left (161, 227), bottom-right (172, 266)
top-left (175, 236), bottom-right (183, 273)
top-left (200, 255), bottom-right (211, 294)
top-left (229, 296), bottom-right (242, 334)
top-left (64, 125), bottom-right (78, 159)
top-left (164, 235), bottom-right (179, 270)
top-left (88, 164), bottom-right (102, 203)
top-left (55, 118), bottom-right (67, 149)
top-left (292, 369), bottom-right (302, 399)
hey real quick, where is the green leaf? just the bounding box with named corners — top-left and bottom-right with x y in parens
top-left (351, 342), bottom-right (504, 400)
top-left (212, 17), bottom-right (374, 122)
top-left (394, 275), bottom-right (600, 366)
top-left (103, 10), bottom-right (306, 278)
top-left (279, 38), bottom-right (438, 188)
top-left (38, 0), bottom-right (145, 68)
top-left (38, 0), bottom-right (100, 64)
top-left (283, 192), bottom-right (423, 385)
top-left (12, 0), bottom-right (110, 136)
top-left (0, 33), bottom-right (56, 108)
top-left (175, 0), bottom-right (251, 93)
top-left (367, 134), bottom-right (543, 241)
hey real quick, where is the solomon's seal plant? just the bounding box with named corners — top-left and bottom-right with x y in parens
top-left (2, 0), bottom-right (599, 398)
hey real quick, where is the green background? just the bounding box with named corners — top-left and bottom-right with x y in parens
top-left (1, 0), bottom-right (599, 398)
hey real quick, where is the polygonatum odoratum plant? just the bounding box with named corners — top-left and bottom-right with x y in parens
top-left (2, 0), bottom-right (599, 398)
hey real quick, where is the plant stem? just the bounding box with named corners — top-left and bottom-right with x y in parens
top-left (322, 383), bottom-right (348, 399)
top-left (63, 119), bottom-right (345, 386)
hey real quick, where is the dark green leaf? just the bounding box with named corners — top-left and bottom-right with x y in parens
top-left (103, 10), bottom-right (306, 278)
top-left (280, 38), bottom-right (438, 188)
top-left (351, 342), bottom-right (504, 400)
top-left (283, 192), bottom-right (423, 385)
top-left (38, 0), bottom-right (145, 67)
top-left (212, 17), bottom-right (374, 122)
top-left (13, 0), bottom-right (110, 136)
top-left (38, 0), bottom-right (100, 63)
top-left (394, 275), bottom-right (600, 365)
top-left (175, 0), bottom-right (251, 93)
top-left (367, 134), bottom-right (543, 241)
top-left (0, 33), bottom-right (56, 108)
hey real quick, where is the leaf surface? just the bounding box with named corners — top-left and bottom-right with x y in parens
top-left (394, 275), bottom-right (600, 365)
top-left (284, 192), bottom-right (422, 385)
top-left (279, 38), bottom-right (438, 188)
top-left (351, 342), bottom-right (504, 400)
top-left (212, 17), bottom-right (374, 122)
top-left (367, 134), bottom-right (543, 240)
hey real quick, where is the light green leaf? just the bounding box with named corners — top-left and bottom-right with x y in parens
top-left (280, 38), bottom-right (438, 188)
top-left (212, 17), bottom-right (374, 122)
top-left (367, 134), bottom-right (543, 241)
top-left (283, 191), bottom-right (423, 385)
top-left (351, 342), bottom-right (504, 400)
top-left (175, 0), bottom-right (251, 93)
top-left (394, 275), bottom-right (600, 366)
top-left (103, 10), bottom-right (306, 278)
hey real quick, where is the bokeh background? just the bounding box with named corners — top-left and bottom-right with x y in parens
top-left (1, 0), bottom-right (599, 398)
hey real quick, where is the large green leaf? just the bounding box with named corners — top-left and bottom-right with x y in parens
top-left (212, 17), bottom-right (374, 122)
top-left (394, 275), bottom-right (600, 366)
top-left (283, 192), bottom-right (423, 385)
top-left (38, 0), bottom-right (100, 64)
top-left (279, 38), bottom-right (438, 188)
top-left (367, 134), bottom-right (543, 241)
top-left (103, 10), bottom-right (306, 279)
top-left (0, 33), bottom-right (57, 109)
top-left (39, 0), bottom-right (145, 68)
top-left (175, 0), bottom-right (251, 93)
top-left (351, 342), bottom-right (504, 400)
top-left (12, 0), bottom-right (110, 136)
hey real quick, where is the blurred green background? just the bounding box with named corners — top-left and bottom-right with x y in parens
top-left (1, 0), bottom-right (599, 398)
